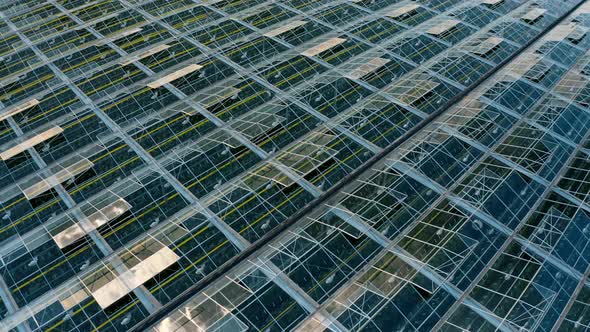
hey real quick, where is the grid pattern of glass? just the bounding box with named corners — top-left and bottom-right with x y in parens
top-left (0, 0), bottom-right (589, 331)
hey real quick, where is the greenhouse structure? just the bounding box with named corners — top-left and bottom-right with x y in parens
top-left (0, 0), bottom-right (590, 331)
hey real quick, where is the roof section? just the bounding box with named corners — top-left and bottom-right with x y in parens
top-left (0, 0), bottom-right (588, 331)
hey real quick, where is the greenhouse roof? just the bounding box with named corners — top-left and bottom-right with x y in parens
top-left (0, 0), bottom-right (590, 331)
